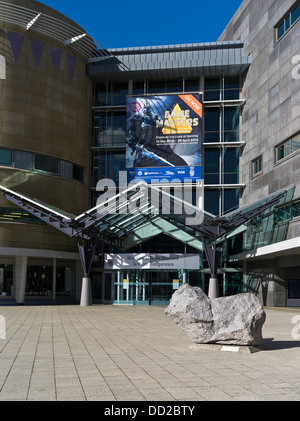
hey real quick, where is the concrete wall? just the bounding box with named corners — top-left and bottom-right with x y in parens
top-left (220, 0), bottom-right (300, 306)
top-left (219, 0), bottom-right (300, 208)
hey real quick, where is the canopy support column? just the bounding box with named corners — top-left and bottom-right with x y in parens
top-left (78, 238), bottom-right (98, 306)
top-left (203, 240), bottom-right (225, 299)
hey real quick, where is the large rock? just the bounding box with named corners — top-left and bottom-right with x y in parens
top-left (165, 284), bottom-right (266, 346)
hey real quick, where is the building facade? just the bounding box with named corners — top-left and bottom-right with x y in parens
top-left (0, 0), bottom-right (93, 302)
top-left (0, 0), bottom-right (299, 307)
top-left (219, 0), bottom-right (300, 306)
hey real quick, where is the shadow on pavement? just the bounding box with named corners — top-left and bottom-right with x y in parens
top-left (263, 337), bottom-right (300, 350)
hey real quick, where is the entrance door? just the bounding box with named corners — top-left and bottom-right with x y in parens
top-left (103, 272), bottom-right (115, 303)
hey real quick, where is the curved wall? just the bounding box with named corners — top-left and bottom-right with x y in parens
top-left (0, 0), bottom-right (93, 252)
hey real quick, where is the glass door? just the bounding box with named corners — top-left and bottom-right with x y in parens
top-left (103, 272), bottom-right (115, 303)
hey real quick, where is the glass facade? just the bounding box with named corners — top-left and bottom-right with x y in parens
top-left (90, 74), bottom-right (245, 303)
top-left (0, 148), bottom-right (85, 183)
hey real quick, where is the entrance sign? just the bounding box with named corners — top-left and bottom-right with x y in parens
top-left (105, 253), bottom-right (199, 270)
top-left (126, 93), bottom-right (203, 183)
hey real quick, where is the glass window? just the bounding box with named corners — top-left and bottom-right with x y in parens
top-left (95, 83), bottom-right (108, 106)
top-left (14, 150), bottom-right (33, 170)
top-left (278, 21), bottom-right (285, 39)
top-left (166, 79), bottom-right (183, 93)
top-left (276, 144), bottom-right (285, 162)
top-left (148, 80), bottom-right (165, 93)
top-left (275, 133), bottom-right (300, 163)
top-left (204, 189), bottom-right (220, 215)
top-left (292, 134), bottom-right (300, 153)
top-left (224, 76), bottom-right (240, 100)
top-left (185, 78), bottom-right (199, 92)
top-left (252, 156), bottom-right (262, 176)
top-left (285, 15), bottom-right (291, 31)
top-left (0, 208), bottom-right (45, 224)
top-left (224, 107), bottom-right (240, 142)
top-left (95, 151), bottom-right (126, 188)
top-left (288, 279), bottom-right (300, 299)
top-left (0, 265), bottom-right (13, 297)
top-left (96, 110), bottom-right (126, 148)
top-left (276, 2), bottom-right (300, 41)
top-left (0, 148), bottom-right (12, 166)
top-left (133, 81), bottom-right (145, 95)
top-left (204, 148), bottom-right (220, 184)
top-left (204, 108), bottom-right (220, 143)
top-left (59, 160), bottom-right (73, 179)
top-left (276, 200), bottom-right (300, 223)
top-left (291, 4), bottom-right (300, 24)
top-left (34, 154), bottom-right (58, 174)
top-left (113, 82), bottom-right (128, 105)
top-left (204, 77), bottom-right (220, 101)
top-left (223, 189), bottom-right (239, 214)
top-left (73, 165), bottom-right (84, 182)
top-left (224, 148), bottom-right (239, 184)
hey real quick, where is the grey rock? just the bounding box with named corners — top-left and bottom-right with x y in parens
top-left (165, 284), bottom-right (266, 346)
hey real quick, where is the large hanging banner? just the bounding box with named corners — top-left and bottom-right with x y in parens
top-left (126, 93), bottom-right (203, 183)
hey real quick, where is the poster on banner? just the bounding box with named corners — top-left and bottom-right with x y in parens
top-left (126, 93), bottom-right (203, 183)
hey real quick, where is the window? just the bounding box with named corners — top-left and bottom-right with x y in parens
top-left (276, 2), bottom-right (300, 41)
top-left (34, 154), bottom-right (58, 174)
top-left (0, 208), bottom-right (46, 224)
top-left (252, 156), bottom-right (262, 177)
top-left (132, 81), bottom-right (145, 95)
top-left (224, 107), bottom-right (240, 142)
top-left (204, 78), bottom-right (221, 101)
top-left (276, 200), bottom-right (300, 223)
top-left (95, 110), bottom-right (126, 148)
top-left (165, 79), bottom-right (183, 93)
top-left (204, 148), bottom-right (220, 184)
top-left (204, 76), bottom-right (240, 101)
top-left (204, 108), bottom-right (220, 143)
top-left (184, 78), bottom-right (199, 92)
top-left (95, 151), bottom-right (126, 188)
top-left (73, 165), bottom-right (84, 182)
top-left (14, 150), bottom-right (33, 170)
top-left (223, 148), bottom-right (239, 184)
top-left (0, 148), bottom-right (12, 166)
top-left (113, 82), bottom-right (128, 105)
top-left (275, 133), bottom-right (300, 163)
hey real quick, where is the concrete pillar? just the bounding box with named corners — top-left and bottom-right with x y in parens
top-left (15, 256), bottom-right (28, 304)
top-left (208, 277), bottom-right (219, 299)
top-left (80, 277), bottom-right (92, 306)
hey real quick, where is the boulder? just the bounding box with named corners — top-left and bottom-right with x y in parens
top-left (165, 284), bottom-right (266, 346)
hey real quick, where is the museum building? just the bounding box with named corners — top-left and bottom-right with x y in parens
top-left (0, 0), bottom-right (299, 307)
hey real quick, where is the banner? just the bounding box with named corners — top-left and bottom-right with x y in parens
top-left (126, 93), bottom-right (203, 183)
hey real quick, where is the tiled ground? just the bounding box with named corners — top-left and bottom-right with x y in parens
top-left (0, 304), bottom-right (300, 401)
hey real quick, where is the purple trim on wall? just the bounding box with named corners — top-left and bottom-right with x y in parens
top-left (49, 45), bottom-right (62, 74)
top-left (7, 31), bottom-right (25, 62)
top-left (30, 38), bottom-right (45, 68)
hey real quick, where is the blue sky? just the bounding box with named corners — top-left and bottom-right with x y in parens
top-left (38, 0), bottom-right (243, 48)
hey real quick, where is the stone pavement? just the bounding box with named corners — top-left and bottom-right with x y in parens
top-left (0, 304), bottom-right (300, 401)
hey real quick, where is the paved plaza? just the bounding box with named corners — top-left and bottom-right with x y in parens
top-left (0, 303), bottom-right (300, 401)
